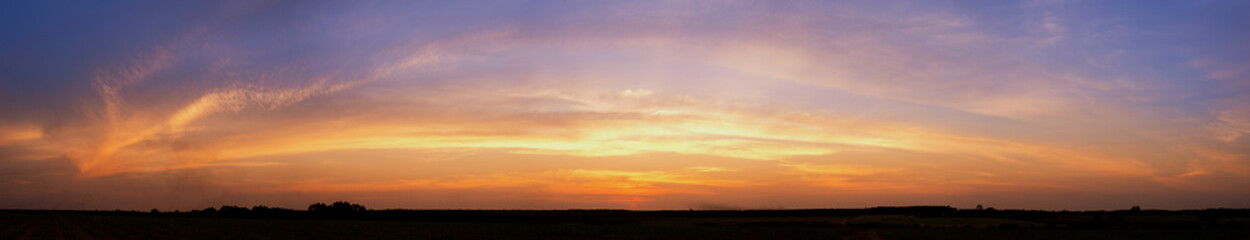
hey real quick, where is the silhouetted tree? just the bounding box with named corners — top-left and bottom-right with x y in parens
top-left (976, 204), bottom-right (983, 210)
top-left (219, 205), bottom-right (249, 215)
top-left (309, 201), bottom-right (367, 215)
top-left (332, 201), bottom-right (367, 212)
top-left (251, 205), bottom-right (272, 214)
top-left (309, 202), bottom-right (329, 212)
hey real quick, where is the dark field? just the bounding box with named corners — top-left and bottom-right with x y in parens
top-left (3, 207), bottom-right (1249, 240)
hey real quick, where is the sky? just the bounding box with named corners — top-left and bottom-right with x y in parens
top-left (1, 0), bottom-right (1249, 211)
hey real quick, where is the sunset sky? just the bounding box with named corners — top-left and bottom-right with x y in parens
top-left (2, 1), bottom-right (1249, 211)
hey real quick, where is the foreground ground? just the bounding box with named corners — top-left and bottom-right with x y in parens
top-left (2, 209), bottom-right (1248, 240)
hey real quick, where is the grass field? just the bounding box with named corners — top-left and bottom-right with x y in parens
top-left (2, 210), bottom-right (1248, 239)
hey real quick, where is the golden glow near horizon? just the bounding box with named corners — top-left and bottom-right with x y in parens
top-left (1, 1), bottom-right (1248, 211)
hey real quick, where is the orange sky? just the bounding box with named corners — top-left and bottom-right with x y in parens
top-left (1, 1), bottom-right (1249, 211)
